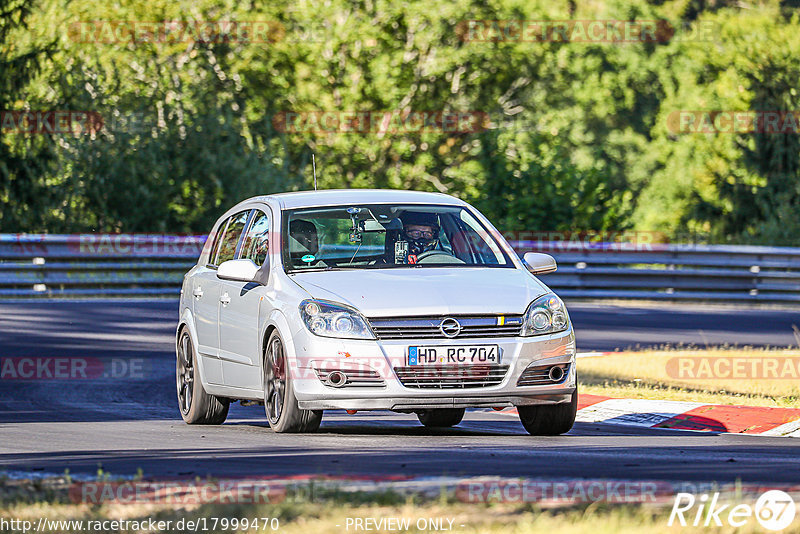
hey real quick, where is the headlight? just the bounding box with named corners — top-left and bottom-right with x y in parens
top-left (299, 299), bottom-right (376, 340)
top-left (521, 293), bottom-right (570, 336)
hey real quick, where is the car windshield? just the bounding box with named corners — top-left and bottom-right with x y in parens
top-left (283, 203), bottom-right (512, 271)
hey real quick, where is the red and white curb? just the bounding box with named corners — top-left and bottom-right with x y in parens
top-left (501, 394), bottom-right (800, 437)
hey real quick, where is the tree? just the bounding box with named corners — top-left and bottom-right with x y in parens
top-left (0, 0), bottom-right (58, 231)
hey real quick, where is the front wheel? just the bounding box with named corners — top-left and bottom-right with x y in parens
top-left (517, 390), bottom-right (577, 436)
top-left (263, 331), bottom-right (322, 433)
top-left (417, 408), bottom-right (465, 428)
top-left (176, 329), bottom-right (229, 424)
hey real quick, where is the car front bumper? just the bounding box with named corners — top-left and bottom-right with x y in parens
top-left (288, 325), bottom-right (577, 411)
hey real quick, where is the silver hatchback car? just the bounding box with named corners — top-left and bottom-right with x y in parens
top-left (176, 190), bottom-right (577, 434)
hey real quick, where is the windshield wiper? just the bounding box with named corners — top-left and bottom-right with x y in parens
top-left (288, 266), bottom-right (338, 273)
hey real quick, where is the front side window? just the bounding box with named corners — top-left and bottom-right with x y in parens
top-left (216, 210), bottom-right (250, 265)
top-left (241, 210), bottom-right (270, 266)
top-left (283, 204), bottom-right (511, 272)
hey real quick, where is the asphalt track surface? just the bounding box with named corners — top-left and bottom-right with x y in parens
top-left (1, 299), bottom-right (799, 484)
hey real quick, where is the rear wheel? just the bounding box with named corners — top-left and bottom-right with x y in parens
top-left (264, 331), bottom-right (322, 433)
top-left (176, 329), bottom-right (229, 424)
top-left (417, 408), bottom-right (465, 428)
top-left (517, 390), bottom-right (577, 436)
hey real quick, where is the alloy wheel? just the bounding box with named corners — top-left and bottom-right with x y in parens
top-left (265, 337), bottom-right (286, 424)
top-left (176, 332), bottom-right (194, 415)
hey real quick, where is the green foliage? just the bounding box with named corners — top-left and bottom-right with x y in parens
top-left (636, 7), bottom-right (800, 244)
top-left (1, 0), bottom-right (799, 244)
top-left (0, 0), bottom-right (59, 231)
top-left (473, 128), bottom-right (625, 232)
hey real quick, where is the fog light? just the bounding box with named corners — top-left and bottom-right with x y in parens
top-left (326, 370), bottom-right (348, 387)
top-left (548, 366), bottom-right (565, 382)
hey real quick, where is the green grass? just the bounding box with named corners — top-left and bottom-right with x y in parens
top-left (0, 477), bottom-right (773, 534)
top-left (579, 349), bottom-right (800, 407)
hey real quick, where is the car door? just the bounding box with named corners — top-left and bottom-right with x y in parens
top-left (191, 219), bottom-right (228, 384)
top-left (195, 210), bottom-right (251, 385)
top-left (218, 208), bottom-right (271, 391)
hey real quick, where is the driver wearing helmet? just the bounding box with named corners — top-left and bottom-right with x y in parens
top-left (399, 211), bottom-right (440, 263)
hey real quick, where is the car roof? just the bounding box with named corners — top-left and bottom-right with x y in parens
top-left (246, 189), bottom-right (467, 210)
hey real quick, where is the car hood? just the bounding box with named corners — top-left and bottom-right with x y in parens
top-left (288, 267), bottom-right (549, 317)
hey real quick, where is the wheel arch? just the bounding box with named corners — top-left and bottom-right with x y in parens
top-left (258, 309), bottom-right (297, 380)
top-left (262, 324), bottom-right (278, 360)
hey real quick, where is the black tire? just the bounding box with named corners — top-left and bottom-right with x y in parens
top-left (264, 331), bottom-right (322, 433)
top-left (517, 390), bottom-right (577, 436)
top-left (176, 328), bottom-right (229, 424)
top-left (417, 408), bottom-right (465, 428)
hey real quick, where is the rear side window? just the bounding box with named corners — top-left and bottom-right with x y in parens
top-left (215, 210), bottom-right (250, 265)
top-left (241, 210), bottom-right (270, 266)
top-left (205, 222), bottom-right (227, 266)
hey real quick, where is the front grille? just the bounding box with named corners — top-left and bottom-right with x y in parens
top-left (314, 367), bottom-right (386, 387)
top-left (370, 315), bottom-right (523, 340)
top-left (393, 365), bottom-right (509, 389)
top-left (516, 363), bottom-right (571, 387)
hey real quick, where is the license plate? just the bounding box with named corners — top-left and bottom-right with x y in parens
top-left (407, 345), bottom-right (500, 366)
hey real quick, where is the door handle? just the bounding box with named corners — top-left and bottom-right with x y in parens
top-left (220, 293), bottom-right (231, 306)
top-left (193, 287), bottom-right (203, 299)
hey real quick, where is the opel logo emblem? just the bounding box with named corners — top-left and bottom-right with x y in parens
top-left (439, 317), bottom-right (462, 338)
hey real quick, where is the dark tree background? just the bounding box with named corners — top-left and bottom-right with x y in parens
top-left (2, 0), bottom-right (799, 244)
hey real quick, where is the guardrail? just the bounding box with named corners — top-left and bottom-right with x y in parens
top-left (0, 234), bottom-right (204, 297)
top-left (514, 241), bottom-right (800, 302)
top-left (1, 234), bottom-right (799, 302)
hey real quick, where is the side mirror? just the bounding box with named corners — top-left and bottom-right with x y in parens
top-left (523, 252), bottom-right (557, 274)
top-left (217, 259), bottom-right (261, 284)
